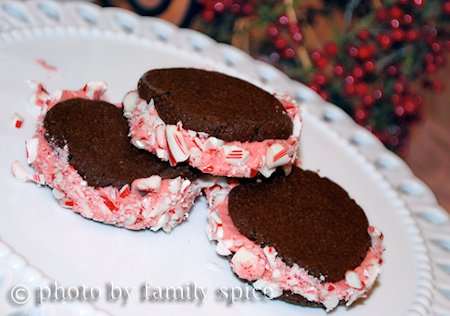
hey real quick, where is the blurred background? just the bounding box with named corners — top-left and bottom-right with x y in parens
top-left (97, 0), bottom-right (449, 210)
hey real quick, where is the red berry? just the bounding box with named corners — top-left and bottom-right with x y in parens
top-left (352, 66), bottom-right (364, 79)
top-left (282, 47), bottom-right (295, 59)
top-left (392, 29), bottom-right (405, 42)
top-left (310, 50), bottom-right (322, 61)
top-left (368, 44), bottom-right (377, 56)
top-left (274, 37), bottom-right (287, 50)
top-left (319, 91), bottom-right (330, 100)
top-left (213, 2), bottom-right (225, 13)
top-left (344, 84), bottom-right (355, 96)
top-left (402, 14), bottom-right (414, 25)
top-left (445, 1), bottom-right (450, 14)
top-left (269, 52), bottom-right (280, 63)
top-left (348, 46), bottom-right (359, 57)
top-left (389, 6), bottom-right (403, 20)
top-left (333, 64), bottom-right (345, 76)
top-left (406, 29), bottom-right (419, 42)
top-left (403, 97), bottom-right (418, 115)
top-left (313, 72), bottom-right (328, 85)
top-left (242, 4), bottom-right (254, 15)
top-left (292, 32), bottom-right (303, 42)
top-left (355, 108), bottom-right (368, 122)
top-left (204, 1), bottom-right (215, 10)
top-left (364, 60), bottom-right (376, 73)
top-left (430, 42), bottom-right (441, 53)
top-left (387, 65), bottom-right (398, 76)
top-left (357, 29), bottom-right (370, 41)
top-left (389, 136), bottom-right (400, 147)
top-left (308, 82), bottom-right (320, 92)
top-left (325, 42), bottom-right (339, 57)
top-left (432, 80), bottom-right (444, 93)
top-left (434, 55), bottom-right (445, 66)
top-left (426, 64), bottom-right (437, 74)
top-left (394, 81), bottom-right (405, 94)
top-left (231, 3), bottom-right (241, 14)
top-left (376, 9), bottom-right (387, 21)
top-left (363, 95), bottom-right (375, 106)
top-left (345, 75), bottom-right (355, 85)
top-left (201, 10), bottom-right (215, 22)
top-left (278, 14), bottom-right (289, 26)
top-left (357, 45), bottom-right (373, 59)
top-left (267, 25), bottom-right (279, 37)
top-left (373, 89), bottom-right (383, 100)
top-left (395, 105), bottom-right (405, 118)
top-left (316, 57), bottom-right (329, 69)
top-left (412, 0), bottom-right (426, 8)
top-left (289, 23), bottom-right (300, 34)
top-left (390, 19), bottom-right (400, 28)
top-left (414, 94), bottom-right (424, 106)
top-left (378, 34), bottom-right (392, 49)
top-left (355, 83), bottom-right (369, 96)
top-left (392, 94), bottom-right (401, 105)
top-left (424, 53), bottom-right (434, 64)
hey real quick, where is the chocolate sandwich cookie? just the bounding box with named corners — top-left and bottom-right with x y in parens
top-left (26, 82), bottom-right (202, 232)
top-left (44, 98), bottom-right (196, 188)
top-left (205, 167), bottom-right (384, 311)
top-left (123, 68), bottom-right (302, 178)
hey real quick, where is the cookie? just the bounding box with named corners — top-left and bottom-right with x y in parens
top-left (205, 168), bottom-right (384, 311)
top-left (123, 68), bottom-right (302, 178)
top-left (26, 82), bottom-right (202, 232)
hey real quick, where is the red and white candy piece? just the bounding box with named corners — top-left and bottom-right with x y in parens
top-left (29, 82), bottom-right (50, 107)
top-left (31, 173), bottom-right (46, 185)
top-left (266, 143), bottom-right (290, 168)
top-left (272, 269), bottom-right (282, 280)
top-left (11, 160), bottom-right (31, 182)
top-left (11, 160), bottom-right (45, 185)
top-left (11, 113), bottom-right (24, 129)
top-left (119, 185), bottom-right (131, 199)
top-left (82, 81), bottom-right (107, 100)
top-left (25, 138), bottom-right (39, 164)
top-left (193, 137), bottom-right (206, 151)
top-left (52, 188), bottom-right (65, 200)
top-left (101, 194), bottom-right (117, 212)
top-left (131, 138), bottom-right (146, 149)
top-left (166, 125), bottom-right (189, 164)
top-left (59, 198), bottom-right (75, 209)
top-left (122, 90), bottom-right (139, 117)
top-left (223, 145), bottom-right (249, 165)
top-left (292, 115), bottom-right (302, 138)
top-left (216, 241), bottom-right (232, 256)
top-left (133, 175), bottom-right (162, 192)
top-left (231, 247), bottom-right (264, 281)
top-left (205, 137), bottom-right (225, 150)
top-left (155, 124), bottom-right (166, 148)
top-left (168, 178), bottom-right (181, 194)
top-left (253, 279), bottom-right (283, 299)
top-left (258, 165), bottom-right (276, 178)
top-left (345, 270), bottom-right (362, 289)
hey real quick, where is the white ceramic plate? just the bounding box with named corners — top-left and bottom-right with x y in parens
top-left (0, 1), bottom-right (449, 316)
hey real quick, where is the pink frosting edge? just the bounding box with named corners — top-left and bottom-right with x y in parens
top-left (204, 182), bottom-right (384, 312)
top-left (15, 81), bottom-right (202, 232)
top-left (124, 90), bottom-right (302, 178)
